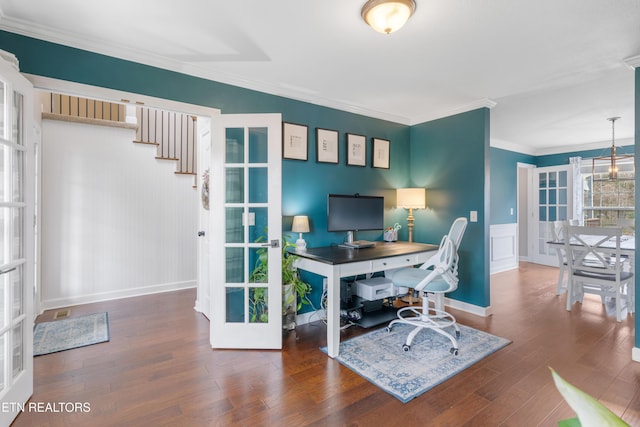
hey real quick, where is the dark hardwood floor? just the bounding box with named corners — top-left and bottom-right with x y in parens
top-left (12, 262), bottom-right (640, 426)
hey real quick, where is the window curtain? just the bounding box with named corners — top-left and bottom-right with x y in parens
top-left (570, 156), bottom-right (582, 223)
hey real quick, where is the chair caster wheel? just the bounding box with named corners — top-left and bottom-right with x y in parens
top-left (456, 331), bottom-right (461, 339)
top-left (450, 347), bottom-right (459, 356)
top-left (402, 344), bottom-right (410, 352)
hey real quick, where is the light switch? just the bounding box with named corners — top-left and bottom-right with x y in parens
top-left (470, 211), bottom-right (478, 222)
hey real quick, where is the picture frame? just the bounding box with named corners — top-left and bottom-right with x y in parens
top-left (372, 138), bottom-right (390, 169)
top-left (346, 133), bottom-right (367, 167)
top-left (316, 128), bottom-right (339, 164)
top-left (282, 122), bottom-right (308, 161)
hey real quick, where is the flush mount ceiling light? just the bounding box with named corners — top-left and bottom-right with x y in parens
top-left (361, 0), bottom-right (416, 34)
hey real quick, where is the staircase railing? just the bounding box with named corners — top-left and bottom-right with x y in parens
top-left (135, 106), bottom-right (197, 176)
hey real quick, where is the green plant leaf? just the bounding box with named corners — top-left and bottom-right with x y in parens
top-left (550, 368), bottom-right (629, 427)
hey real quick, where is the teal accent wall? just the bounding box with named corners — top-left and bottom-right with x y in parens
top-left (409, 109), bottom-right (491, 307)
top-left (0, 30), bottom-right (413, 315)
top-left (490, 148), bottom-right (536, 225)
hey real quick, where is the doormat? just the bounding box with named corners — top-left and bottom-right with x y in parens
top-left (33, 312), bottom-right (110, 356)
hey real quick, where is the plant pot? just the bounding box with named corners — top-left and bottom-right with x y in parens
top-left (283, 283), bottom-right (297, 330)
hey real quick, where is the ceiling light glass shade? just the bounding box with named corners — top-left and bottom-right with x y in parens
top-left (361, 0), bottom-right (416, 34)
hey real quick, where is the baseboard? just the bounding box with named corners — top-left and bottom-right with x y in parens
top-left (632, 347), bottom-right (640, 362)
top-left (296, 308), bottom-right (326, 326)
top-left (490, 264), bottom-right (519, 275)
top-left (40, 280), bottom-right (197, 311)
top-left (445, 297), bottom-right (492, 317)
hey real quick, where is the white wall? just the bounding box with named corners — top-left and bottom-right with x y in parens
top-left (41, 119), bottom-right (197, 309)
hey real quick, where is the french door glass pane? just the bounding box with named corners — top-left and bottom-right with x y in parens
top-left (248, 168), bottom-right (267, 203)
top-left (225, 169), bottom-right (243, 203)
top-left (248, 127), bottom-right (267, 163)
top-left (225, 288), bottom-right (244, 323)
top-left (225, 208), bottom-right (243, 243)
top-left (12, 149), bottom-right (22, 202)
top-left (12, 266), bottom-right (22, 318)
top-left (248, 208), bottom-right (267, 243)
top-left (12, 92), bottom-right (23, 146)
top-left (249, 287), bottom-right (268, 323)
top-left (12, 323), bottom-right (22, 378)
top-left (225, 128), bottom-right (244, 163)
top-left (225, 248), bottom-right (244, 283)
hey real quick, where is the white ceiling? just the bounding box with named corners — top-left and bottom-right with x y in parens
top-left (1, 0), bottom-right (639, 154)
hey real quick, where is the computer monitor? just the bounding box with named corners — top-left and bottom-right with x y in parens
top-left (327, 194), bottom-right (384, 246)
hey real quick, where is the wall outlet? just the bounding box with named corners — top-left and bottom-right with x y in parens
top-left (510, 207), bottom-right (514, 215)
top-left (470, 211), bottom-right (478, 222)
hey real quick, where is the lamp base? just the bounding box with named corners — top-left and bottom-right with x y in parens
top-left (295, 236), bottom-right (307, 252)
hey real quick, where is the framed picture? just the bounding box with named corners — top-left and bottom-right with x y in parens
top-left (372, 138), bottom-right (390, 169)
top-left (282, 122), bottom-right (308, 161)
top-left (346, 133), bottom-right (367, 167)
top-left (316, 128), bottom-right (339, 164)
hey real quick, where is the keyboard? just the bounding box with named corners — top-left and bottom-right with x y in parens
top-left (342, 240), bottom-right (375, 248)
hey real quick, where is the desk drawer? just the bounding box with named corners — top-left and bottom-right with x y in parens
top-left (372, 254), bottom-right (421, 271)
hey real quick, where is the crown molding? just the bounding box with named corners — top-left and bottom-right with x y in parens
top-left (624, 55), bottom-right (640, 69)
top-left (490, 138), bottom-right (537, 156)
top-left (411, 98), bottom-right (497, 125)
top-left (0, 17), bottom-right (414, 125)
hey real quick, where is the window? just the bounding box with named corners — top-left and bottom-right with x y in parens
top-left (581, 157), bottom-right (634, 234)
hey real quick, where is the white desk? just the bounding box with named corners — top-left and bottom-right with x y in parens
top-left (293, 241), bottom-right (438, 358)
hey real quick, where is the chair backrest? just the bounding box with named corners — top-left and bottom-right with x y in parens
top-left (447, 217), bottom-right (468, 250)
top-left (565, 225), bottom-right (624, 277)
top-left (551, 220), bottom-right (568, 242)
top-left (416, 236), bottom-right (459, 292)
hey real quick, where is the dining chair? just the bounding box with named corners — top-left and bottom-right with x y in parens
top-left (551, 220), bottom-right (569, 295)
top-left (564, 225), bottom-right (634, 322)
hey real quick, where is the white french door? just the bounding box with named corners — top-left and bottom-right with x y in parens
top-left (196, 117), bottom-right (212, 319)
top-left (0, 55), bottom-right (35, 425)
top-left (210, 113), bottom-right (282, 349)
top-left (531, 165), bottom-right (572, 266)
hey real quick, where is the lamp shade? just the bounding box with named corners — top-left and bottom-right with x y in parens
top-left (361, 0), bottom-right (416, 34)
top-left (397, 188), bottom-right (426, 209)
top-left (291, 215), bottom-right (310, 233)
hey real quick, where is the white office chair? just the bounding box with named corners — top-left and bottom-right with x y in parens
top-left (387, 235), bottom-right (462, 354)
top-left (564, 225), bottom-right (634, 322)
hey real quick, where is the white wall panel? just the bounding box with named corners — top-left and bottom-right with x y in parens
top-left (490, 223), bottom-right (518, 274)
top-left (41, 120), bottom-right (197, 308)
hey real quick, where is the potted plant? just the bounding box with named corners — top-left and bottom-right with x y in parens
top-left (249, 235), bottom-right (312, 329)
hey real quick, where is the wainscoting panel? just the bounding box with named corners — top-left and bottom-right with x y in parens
top-left (490, 223), bottom-right (518, 274)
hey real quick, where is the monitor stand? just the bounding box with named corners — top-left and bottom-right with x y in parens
top-left (341, 231), bottom-right (374, 249)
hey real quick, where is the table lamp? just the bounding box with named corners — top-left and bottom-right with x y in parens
top-left (397, 188), bottom-right (426, 243)
top-left (292, 215), bottom-right (310, 251)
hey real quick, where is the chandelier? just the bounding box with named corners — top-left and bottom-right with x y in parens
top-left (592, 117), bottom-right (632, 181)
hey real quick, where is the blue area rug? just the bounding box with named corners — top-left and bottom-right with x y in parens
top-left (322, 323), bottom-right (510, 403)
top-left (34, 312), bottom-right (110, 356)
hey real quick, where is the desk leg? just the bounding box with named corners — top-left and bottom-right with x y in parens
top-left (326, 271), bottom-right (341, 358)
